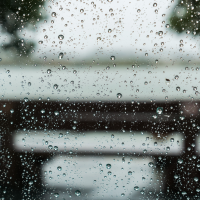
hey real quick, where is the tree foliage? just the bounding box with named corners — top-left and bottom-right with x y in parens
top-left (169, 0), bottom-right (200, 35)
top-left (0, 0), bottom-right (46, 56)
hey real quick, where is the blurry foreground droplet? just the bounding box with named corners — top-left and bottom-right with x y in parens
top-left (117, 93), bottom-right (122, 99)
top-left (75, 190), bottom-right (81, 196)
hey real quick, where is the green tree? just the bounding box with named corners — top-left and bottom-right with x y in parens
top-left (169, 0), bottom-right (200, 35)
top-left (0, 0), bottom-right (46, 56)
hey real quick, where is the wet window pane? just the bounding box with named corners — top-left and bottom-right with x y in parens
top-left (0, 0), bottom-right (200, 199)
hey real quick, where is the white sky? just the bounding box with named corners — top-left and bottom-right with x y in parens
top-left (1, 0), bottom-right (197, 63)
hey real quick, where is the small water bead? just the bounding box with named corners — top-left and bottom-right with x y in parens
top-left (186, 30), bottom-right (190, 34)
top-left (128, 171), bottom-right (132, 175)
top-left (51, 12), bottom-right (56, 17)
top-left (80, 9), bottom-right (84, 13)
top-left (24, 97), bottom-right (29, 102)
top-left (176, 87), bottom-right (180, 91)
top-left (28, 82), bottom-right (31, 86)
top-left (107, 0), bottom-right (113, 2)
top-left (170, 138), bottom-right (174, 142)
top-left (106, 164), bottom-right (111, 169)
top-left (109, 8), bottom-right (113, 12)
top-left (153, 3), bottom-right (157, 7)
top-left (73, 70), bottom-right (77, 74)
top-left (59, 133), bottom-right (63, 138)
top-left (110, 56), bottom-right (115, 60)
top-left (116, 93), bottom-right (122, 99)
top-left (166, 146), bottom-right (170, 151)
top-left (53, 84), bottom-right (58, 89)
top-left (174, 175), bottom-right (179, 179)
top-left (155, 59), bottom-right (158, 64)
top-left (165, 24), bottom-right (170, 28)
top-left (158, 31), bottom-right (163, 36)
top-left (175, 75), bottom-right (179, 80)
top-left (10, 109), bottom-right (14, 114)
top-left (38, 40), bottom-right (43, 44)
top-left (75, 190), bottom-right (81, 196)
top-left (45, 141), bottom-right (48, 145)
top-left (194, 177), bottom-right (199, 182)
top-left (58, 35), bottom-right (64, 40)
top-left (41, 109), bottom-right (45, 114)
top-left (48, 145), bottom-right (53, 149)
top-left (134, 186), bottom-right (139, 191)
top-left (156, 107), bottom-right (163, 115)
top-left (54, 146), bottom-right (58, 150)
top-left (144, 81), bottom-right (148, 85)
top-left (121, 193), bottom-right (125, 197)
top-left (106, 66), bottom-right (110, 70)
top-left (54, 193), bottom-right (59, 198)
top-left (136, 89), bottom-right (139, 92)
top-left (97, 37), bottom-right (101, 41)
top-left (54, 111), bottom-right (59, 116)
top-left (137, 9), bottom-right (141, 13)
top-left (108, 29), bottom-right (112, 33)
top-left (148, 162), bottom-right (154, 167)
top-left (178, 159), bottom-right (183, 164)
top-left (57, 166), bottom-right (62, 171)
top-left (44, 35), bottom-right (48, 39)
top-left (145, 53), bottom-right (148, 56)
top-left (107, 171), bottom-right (112, 175)
top-left (58, 52), bottom-right (64, 59)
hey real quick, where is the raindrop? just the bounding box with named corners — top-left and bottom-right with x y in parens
top-left (80, 9), bottom-right (84, 13)
top-left (170, 138), bottom-right (174, 142)
top-left (165, 24), bottom-right (170, 28)
top-left (44, 35), bottom-right (48, 39)
top-left (110, 56), bottom-right (115, 60)
top-left (57, 166), bottom-right (62, 171)
top-left (108, 29), bottom-right (112, 33)
top-left (97, 37), bottom-right (101, 41)
top-left (38, 41), bottom-right (43, 44)
top-left (58, 35), bottom-right (64, 40)
top-left (175, 75), bottom-right (179, 80)
top-left (137, 9), bottom-right (141, 13)
top-left (54, 193), bottom-right (59, 198)
top-left (176, 87), bottom-right (180, 91)
top-left (10, 109), bottom-right (14, 113)
top-left (107, 0), bottom-right (113, 2)
top-left (51, 12), bottom-right (56, 17)
top-left (165, 78), bottom-right (170, 85)
top-left (47, 69), bottom-right (51, 74)
top-left (121, 193), bottom-right (125, 197)
top-left (155, 59), bottom-right (158, 64)
top-left (178, 159), bottom-right (183, 164)
top-left (148, 162), bottom-right (154, 167)
top-left (41, 109), bottom-right (45, 114)
top-left (75, 190), bottom-right (81, 196)
top-left (28, 82), bottom-right (31, 86)
top-left (106, 164), bottom-right (111, 169)
top-left (153, 3), bottom-right (157, 7)
top-left (128, 171), bottom-right (132, 175)
top-left (58, 52), bottom-right (64, 59)
top-left (24, 97), bottom-right (29, 102)
top-left (194, 177), bottom-right (199, 182)
top-left (186, 30), bottom-right (190, 34)
top-left (54, 111), bottom-right (59, 116)
top-left (134, 186), bottom-right (139, 191)
top-left (54, 84), bottom-right (58, 89)
top-left (116, 93), bottom-right (122, 99)
top-left (166, 146), bottom-right (170, 151)
top-left (156, 107), bottom-right (163, 115)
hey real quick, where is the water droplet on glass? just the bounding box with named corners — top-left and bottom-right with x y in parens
top-left (38, 40), bottom-right (43, 44)
top-left (54, 193), bottom-right (59, 198)
top-left (165, 24), bottom-right (170, 28)
top-left (57, 166), bottom-right (62, 171)
top-left (97, 37), bottom-right (101, 41)
top-left (107, 0), bottom-right (113, 2)
top-left (117, 93), bottom-right (122, 99)
top-left (80, 9), bottom-right (84, 13)
top-left (24, 97), bottom-right (29, 102)
top-left (108, 29), bottom-right (112, 33)
top-left (128, 171), bottom-right (132, 175)
top-left (58, 35), bottom-right (64, 40)
top-left (153, 3), bottom-right (157, 7)
top-left (51, 12), bottom-right (56, 17)
top-left (54, 146), bottom-right (58, 150)
top-left (41, 109), bottom-right (45, 114)
top-left (54, 111), bottom-right (59, 116)
top-left (166, 146), bottom-right (170, 151)
top-left (156, 107), bottom-right (163, 115)
top-left (110, 56), bottom-right (115, 60)
top-left (134, 186), bottom-right (139, 191)
top-left (178, 159), bottom-right (183, 164)
top-left (148, 162), bottom-right (154, 167)
top-left (47, 69), bottom-right (51, 74)
top-left (48, 145), bottom-right (53, 149)
top-left (58, 52), bottom-right (64, 59)
top-left (10, 109), bottom-right (14, 113)
top-left (176, 87), bottom-right (180, 91)
top-left (44, 35), bottom-right (48, 39)
top-left (194, 177), bottom-right (199, 182)
top-left (121, 193), bottom-right (125, 197)
top-left (165, 78), bottom-right (170, 85)
top-left (75, 190), bottom-right (81, 196)
top-left (54, 84), bottom-right (58, 89)
top-left (107, 171), bottom-right (112, 175)
top-left (106, 164), bottom-right (111, 169)
top-left (137, 9), bottom-right (141, 13)
top-left (155, 59), bottom-right (158, 64)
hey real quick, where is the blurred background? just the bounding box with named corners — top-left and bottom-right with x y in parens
top-left (0, 0), bottom-right (200, 199)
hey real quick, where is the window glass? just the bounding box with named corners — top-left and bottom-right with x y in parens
top-left (0, 0), bottom-right (200, 199)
